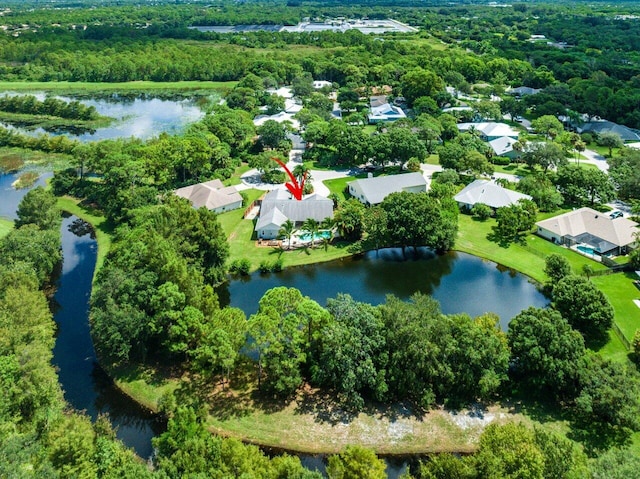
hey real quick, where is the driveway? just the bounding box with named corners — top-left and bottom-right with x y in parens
top-left (580, 149), bottom-right (609, 172)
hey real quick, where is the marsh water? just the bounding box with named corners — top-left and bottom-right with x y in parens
top-left (0, 93), bottom-right (204, 140)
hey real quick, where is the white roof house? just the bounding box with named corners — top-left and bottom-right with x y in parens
top-left (535, 207), bottom-right (638, 256)
top-left (457, 122), bottom-right (519, 141)
top-left (313, 80), bottom-right (332, 89)
top-left (489, 136), bottom-right (519, 158)
top-left (253, 111), bottom-right (300, 130)
top-left (255, 190), bottom-right (334, 239)
top-left (454, 179), bottom-right (531, 210)
top-left (266, 86), bottom-right (294, 99)
top-left (368, 103), bottom-right (407, 124)
top-left (174, 179), bottom-right (243, 214)
top-left (348, 172), bottom-right (427, 206)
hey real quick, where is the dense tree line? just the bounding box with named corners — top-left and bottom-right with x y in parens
top-left (0, 94), bottom-right (100, 121)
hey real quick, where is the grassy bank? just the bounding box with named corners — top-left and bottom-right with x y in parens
top-left (0, 111), bottom-right (113, 131)
top-left (0, 217), bottom-right (13, 238)
top-left (455, 213), bottom-right (638, 357)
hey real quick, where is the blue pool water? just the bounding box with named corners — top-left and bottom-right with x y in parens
top-left (577, 245), bottom-right (595, 255)
top-left (297, 230), bottom-right (332, 242)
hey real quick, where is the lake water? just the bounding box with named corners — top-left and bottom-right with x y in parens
top-left (221, 248), bottom-right (548, 330)
top-left (0, 93), bottom-right (204, 141)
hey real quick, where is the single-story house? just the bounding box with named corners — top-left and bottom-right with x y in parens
top-left (535, 207), bottom-right (639, 256)
top-left (370, 95), bottom-right (389, 108)
top-left (348, 172), bottom-right (427, 206)
top-left (255, 189), bottom-right (334, 239)
top-left (507, 86), bottom-right (541, 97)
top-left (577, 120), bottom-right (640, 143)
top-left (174, 179), bottom-right (243, 214)
top-left (457, 122), bottom-right (519, 141)
top-left (489, 136), bottom-right (519, 159)
top-left (368, 103), bottom-right (407, 124)
top-left (253, 111), bottom-right (300, 130)
top-left (454, 179), bottom-right (531, 210)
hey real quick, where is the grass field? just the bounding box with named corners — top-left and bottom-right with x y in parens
top-left (0, 80), bottom-right (236, 93)
top-left (0, 217), bottom-right (13, 238)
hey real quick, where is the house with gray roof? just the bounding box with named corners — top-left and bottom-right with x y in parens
top-left (348, 172), bottom-right (427, 206)
top-left (174, 179), bottom-right (243, 214)
top-left (507, 86), bottom-right (541, 97)
top-left (454, 179), bottom-right (531, 211)
top-left (577, 120), bottom-right (640, 143)
top-left (535, 207), bottom-right (638, 256)
top-left (255, 189), bottom-right (334, 239)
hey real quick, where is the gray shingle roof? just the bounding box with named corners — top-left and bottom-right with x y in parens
top-left (579, 121), bottom-right (640, 142)
top-left (255, 190), bottom-right (334, 231)
top-left (348, 172), bottom-right (427, 205)
top-left (454, 179), bottom-right (531, 209)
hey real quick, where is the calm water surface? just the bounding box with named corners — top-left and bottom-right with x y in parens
top-left (222, 248), bottom-right (548, 329)
top-left (0, 93), bottom-right (204, 141)
top-left (52, 215), bottom-right (164, 459)
top-left (0, 171), bottom-right (53, 219)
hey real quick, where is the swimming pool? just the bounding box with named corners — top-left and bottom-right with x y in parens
top-left (577, 245), bottom-right (595, 255)
top-left (297, 230), bottom-right (332, 242)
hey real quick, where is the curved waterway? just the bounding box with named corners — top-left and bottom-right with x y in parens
top-left (51, 219), bottom-right (547, 474)
top-left (52, 215), bottom-right (165, 460)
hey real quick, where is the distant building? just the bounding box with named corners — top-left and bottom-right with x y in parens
top-left (348, 172), bottom-right (427, 206)
top-left (535, 207), bottom-right (638, 256)
top-left (313, 80), bottom-right (332, 89)
top-left (174, 179), bottom-right (243, 214)
top-left (255, 189), bottom-right (334, 239)
top-left (457, 122), bottom-right (519, 141)
top-left (454, 179), bottom-right (531, 210)
top-left (507, 86), bottom-right (541, 97)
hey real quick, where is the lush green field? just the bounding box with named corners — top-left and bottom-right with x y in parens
top-left (0, 147), bottom-right (73, 172)
top-left (0, 111), bottom-right (112, 131)
top-left (0, 217), bottom-right (13, 238)
top-left (0, 80), bottom-right (236, 93)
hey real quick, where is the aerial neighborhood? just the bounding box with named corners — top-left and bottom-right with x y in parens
top-left (2, 1), bottom-right (640, 477)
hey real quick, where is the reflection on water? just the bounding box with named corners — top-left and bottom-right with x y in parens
top-left (53, 215), bottom-right (164, 459)
top-left (0, 93), bottom-right (204, 141)
top-left (221, 248), bottom-right (548, 330)
top-left (0, 171), bottom-right (53, 220)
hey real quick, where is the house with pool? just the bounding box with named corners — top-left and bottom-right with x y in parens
top-left (254, 189), bottom-right (334, 240)
top-left (535, 207), bottom-right (639, 257)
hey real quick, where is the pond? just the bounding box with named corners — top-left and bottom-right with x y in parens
top-left (0, 93), bottom-right (204, 141)
top-left (220, 247), bottom-right (548, 330)
top-left (51, 223), bottom-right (547, 472)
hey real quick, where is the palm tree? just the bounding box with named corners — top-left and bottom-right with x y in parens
top-left (320, 217), bottom-right (336, 251)
top-left (278, 219), bottom-right (295, 250)
top-left (302, 218), bottom-right (320, 248)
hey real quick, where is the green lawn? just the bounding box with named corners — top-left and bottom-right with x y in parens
top-left (455, 213), bottom-right (639, 358)
top-left (0, 217), bottom-right (13, 238)
top-left (56, 196), bottom-right (113, 280)
top-left (323, 176), bottom-right (354, 202)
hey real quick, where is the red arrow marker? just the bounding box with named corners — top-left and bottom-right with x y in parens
top-left (271, 157), bottom-right (306, 201)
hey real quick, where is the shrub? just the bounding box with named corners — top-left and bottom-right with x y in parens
top-left (471, 202), bottom-right (492, 220)
top-left (406, 157), bottom-right (421, 172)
top-left (228, 258), bottom-right (251, 276)
top-left (261, 169), bottom-right (286, 184)
top-left (491, 156), bottom-right (511, 166)
top-left (258, 260), bottom-right (272, 274)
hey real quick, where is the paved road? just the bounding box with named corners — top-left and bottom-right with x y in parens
top-left (580, 149), bottom-right (609, 172)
